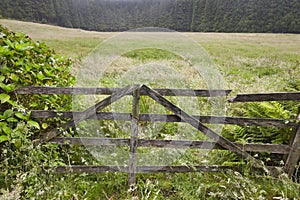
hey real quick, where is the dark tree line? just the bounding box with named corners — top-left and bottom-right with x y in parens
top-left (0, 0), bottom-right (299, 33)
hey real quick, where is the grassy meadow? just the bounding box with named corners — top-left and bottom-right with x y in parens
top-left (1, 19), bottom-right (299, 95)
top-left (1, 19), bottom-right (300, 199)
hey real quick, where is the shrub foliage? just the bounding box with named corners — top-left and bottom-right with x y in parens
top-left (0, 24), bottom-right (74, 141)
top-left (0, 25), bottom-right (74, 198)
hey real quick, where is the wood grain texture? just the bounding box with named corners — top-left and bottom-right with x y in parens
top-left (55, 165), bottom-right (232, 173)
top-left (50, 137), bottom-right (290, 154)
top-left (13, 86), bottom-right (231, 97)
top-left (30, 111), bottom-right (296, 128)
top-left (229, 92), bottom-right (300, 102)
top-left (128, 86), bottom-right (141, 187)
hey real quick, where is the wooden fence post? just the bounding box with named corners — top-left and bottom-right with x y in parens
top-left (128, 85), bottom-right (141, 188)
top-left (285, 108), bottom-right (300, 177)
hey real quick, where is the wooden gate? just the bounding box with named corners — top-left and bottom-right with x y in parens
top-left (7, 85), bottom-right (300, 186)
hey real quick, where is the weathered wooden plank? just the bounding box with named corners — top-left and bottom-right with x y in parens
top-left (13, 86), bottom-right (231, 97)
top-left (8, 86), bottom-right (300, 100)
top-left (285, 112), bottom-right (300, 177)
top-left (137, 165), bottom-right (231, 173)
top-left (142, 85), bottom-right (262, 167)
top-left (14, 86), bottom-right (117, 95)
top-left (228, 92), bottom-right (300, 102)
top-left (39, 85), bottom-right (138, 144)
top-left (50, 137), bottom-right (130, 146)
top-left (128, 86), bottom-right (141, 187)
top-left (220, 116), bottom-right (296, 127)
top-left (148, 88), bottom-right (231, 97)
top-left (30, 111), bottom-right (296, 128)
top-left (30, 111), bottom-right (130, 120)
top-left (55, 165), bottom-right (231, 173)
top-left (55, 165), bottom-right (127, 173)
top-left (50, 138), bottom-right (290, 154)
top-left (235, 143), bottom-right (290, 154)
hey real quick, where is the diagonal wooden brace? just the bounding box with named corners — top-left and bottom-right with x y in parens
top-left (142, 85), bottom-right (262, 166)
top-left (39, 85), bottom-right (139, 144)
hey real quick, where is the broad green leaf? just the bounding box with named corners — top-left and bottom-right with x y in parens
top-left (7, 100), bottom-right (18, 107)
top-left (0, 48), bottom-right (13, 56)
top-left (14, 43), bottom-right (34, 51)
top-left (0, 93), bottom-right (10, 104)
top-left (0, 82), bottom-right (6, 90)
top-left (3, 39), bottom-right (13, 48)
top-left (0, 46), bottom-right (6, 54)
top-left (9, 73), bottom-right (19, 82)
top-left (0, 83), bottom-right (16, 92)
top-left (0, 122), bottom-right (7, 127)
top-left (7, 117), bottom-right (19, 123)
top-left (3, 109), bottom-right (13, 118)
top-left (27, 120), bottom-right (40, 130)
top-left (30, 102), bottom-right (39, 108)
top-left (15, 112), bottom-right (27, 120)
top-left (42, 123), bottom-right (49, 129)
top-left (0, 135), bottom-right (9, 143)
top-left (2, 125), bottom-right (12, 135)
top-left (0, 75), bottom-right (5, 82)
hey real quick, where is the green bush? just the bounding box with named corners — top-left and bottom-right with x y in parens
top-left (0, 25), bottom-right (75, 198)
top-left (0, 24), bottom-right (74, 142)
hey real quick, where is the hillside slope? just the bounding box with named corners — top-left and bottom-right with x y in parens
top-left (0, 19), bottom-right (111, 58)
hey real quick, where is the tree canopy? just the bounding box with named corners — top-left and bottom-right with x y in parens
top-left (0, 0), bottom-right (299, 33)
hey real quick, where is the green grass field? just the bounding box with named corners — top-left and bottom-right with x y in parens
top-left (1, 19), bottom-right (299, 95)
top-left (1, 19), bottom-right (300, 199)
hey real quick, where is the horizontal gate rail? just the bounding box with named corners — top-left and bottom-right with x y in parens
top-left (29, 111), bottom-right (297, 128)
top-left (229, 92), bottom-right (300, 102)
top-left (55, 165), bottom-right (233, 173)
top-left (50, 137), bottom-right (291, 154)
top-left (8, 86), bottom-right (231, 97)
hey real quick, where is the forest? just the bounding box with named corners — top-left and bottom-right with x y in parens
top-left (0, 0), bottom-right (299, 33)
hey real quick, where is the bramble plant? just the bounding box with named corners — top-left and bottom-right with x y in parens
top-left (0, 24), bottom-right (74, 142)
top-left (0, 25), bottom-right (75, 198)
